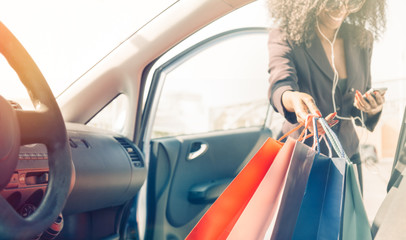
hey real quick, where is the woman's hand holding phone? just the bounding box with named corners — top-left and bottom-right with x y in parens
top-left (354, 88), bottom-right (386, 116)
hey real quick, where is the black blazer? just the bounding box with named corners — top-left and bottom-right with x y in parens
top-left (267, 24), bottom-right (381, 158)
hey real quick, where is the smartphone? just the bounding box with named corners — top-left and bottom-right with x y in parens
top-left (367, 87), bottom-right (388, 95)
top-left (363, 87), bottom-right (387, 102)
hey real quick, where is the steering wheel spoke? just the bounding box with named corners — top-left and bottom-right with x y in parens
top-left (16, 110), bottom-right (55, 145)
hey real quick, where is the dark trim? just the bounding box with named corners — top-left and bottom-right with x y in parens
top-left (135, 59), bottom-right (158, 147)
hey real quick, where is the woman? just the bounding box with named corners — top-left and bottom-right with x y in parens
top-left (267, 0), bottom-right (386, 192)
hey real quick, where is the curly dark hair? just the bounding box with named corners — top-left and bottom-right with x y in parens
top-left (267, 0), bottom-right (386, 48)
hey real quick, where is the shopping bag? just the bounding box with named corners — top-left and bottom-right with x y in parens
top-left (186, 137), bottom-right (283, 240)
top-left (270, 117), bottom-right (346, 240)
top-left (270, 140), bottom-right (317, 240)
top-left (340, 165), bottom-right (372, 240)
top-left (318, 118), bottom-right (372, 240)
top-left (225, 138), bottom-right (297, 239)
top-left (291, 153), bottom-right (345, 240)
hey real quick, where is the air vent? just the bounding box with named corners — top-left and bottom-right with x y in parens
top-left (115, 137), bottom-right (144, 168)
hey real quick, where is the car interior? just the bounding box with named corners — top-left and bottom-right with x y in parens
top-left (0, 0), bottom-right (405, 239)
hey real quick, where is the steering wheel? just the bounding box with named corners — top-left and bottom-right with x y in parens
top-left (0, 22), bottom-right (74, 238)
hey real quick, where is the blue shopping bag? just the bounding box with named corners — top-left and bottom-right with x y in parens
top-left (292, 153), bottom-right (345, 239)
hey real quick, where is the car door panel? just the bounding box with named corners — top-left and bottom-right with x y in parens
top-left (141, 27), bottom-right (275, 240)
top-left (146, 127), bottom-right (272, 239)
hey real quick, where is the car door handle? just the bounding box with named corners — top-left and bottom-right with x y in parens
top-left (187, 141), bottom-right (208, 160)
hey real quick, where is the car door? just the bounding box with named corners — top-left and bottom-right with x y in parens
top-left (140, 27), bottom-right (280, 240)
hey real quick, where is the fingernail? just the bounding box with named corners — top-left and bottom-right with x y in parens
top-left (316, 111), bottom-right (322, 117)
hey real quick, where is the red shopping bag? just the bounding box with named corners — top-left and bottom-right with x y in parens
top-left (185, 137), bottom-right (284, 240)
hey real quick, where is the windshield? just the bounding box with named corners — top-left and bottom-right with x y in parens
top-left (0, 0), bottom-right (176, 109)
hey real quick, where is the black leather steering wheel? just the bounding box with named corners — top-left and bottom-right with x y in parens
top-left (0, 22), bottom-right (74, 239)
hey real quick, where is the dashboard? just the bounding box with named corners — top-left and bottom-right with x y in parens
top-left (0, 122), bottom-right (146, 218)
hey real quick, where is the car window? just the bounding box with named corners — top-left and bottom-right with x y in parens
top-left (151, 29), bottom-right (271, 139)
top-left (87, 94), bottom-right (129, 134)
